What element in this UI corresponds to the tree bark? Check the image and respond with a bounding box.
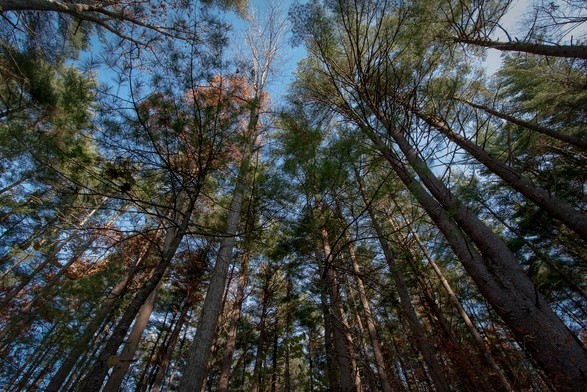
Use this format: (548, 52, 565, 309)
(365, 207, 451, 392)
(320, 226, 357, 392)
(77, 196, 195, 391)
(177, 140, 254, 392)
(452, 37, 587, 59)
(45, 247, 148, 392)
(412, 107, 587, 239)
(151, 297, 192, 392)
(343, 233, 394, 392)
(102, 279, 163, 392)
(363, 120, 587, 390)
(251, 270, 272, 392)
(216, 250, 250, 392)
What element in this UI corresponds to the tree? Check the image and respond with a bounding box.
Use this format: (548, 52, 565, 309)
(290, 0, 587, 389)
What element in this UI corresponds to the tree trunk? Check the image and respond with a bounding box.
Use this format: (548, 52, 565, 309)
(320, 226, 357, 392)
(102, 279, 163, 391)
(177, 139, 254, 392)
(77, 197, 195, 391)
(361, 120, 587, 390)
(452, 37, 587, 60)
(366, 208, 451, 392)
(251, 272, 271, 392)
(412, 108, 587, 239)
(151, 297, 192, 392)
(455, 97, 587, 150)
(45, 250, 147, 392)
(217, 250, 251, 392)
(343, 233, 394, 392)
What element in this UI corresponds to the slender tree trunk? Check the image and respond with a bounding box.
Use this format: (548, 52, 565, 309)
(399, 213, 513, 391)
(412, 108, 587, 239)
(319, 266, 340, 392)
(358, 115, 587, 390)
(151, 297, 192, 392)
(343, 233, 393, 392)
(102, 279, 163, 391)
(283, 276, 292, 392)
(270, 316, 279, 392)
(455, 97, 587, 149)
(77, 196, 195, 391)
(217, 250, 251, 392)
(45, 253, 146, 391)
(320, 226, 357, 392)
(251, 273, 271, 392)
(366, 208, 450, 391)
(451, 37, 587, 60)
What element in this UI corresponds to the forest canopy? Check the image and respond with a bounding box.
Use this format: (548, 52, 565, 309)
(0, 0, 586, 391)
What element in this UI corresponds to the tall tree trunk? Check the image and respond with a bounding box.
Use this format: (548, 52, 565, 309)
(320, 226, 357, 392)
(151, 297, 192, 392)
(45, 246, 149, 392)
(411, 107, 587, 239)
(397, 211, 513, 391)
(270, 316, 279, 392)
(358, 114, 587, 390)
(454, 97, 587, 150)
(319, 266, 340, 392)
(343, 232, 393, 392)
(217, 250, 251, 392)
(177, 130, 256, 392)
(366, 207, 450, 392)
(102, 279, 163, 391)
(77, 196, 195, 391)
(251, 272, 271, 392)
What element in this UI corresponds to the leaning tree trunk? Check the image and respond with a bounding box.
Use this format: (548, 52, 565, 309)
(45, 242, 152, 392)
(102, 279, 163, 392)
(343, 231, 394, 392)
(411, 107, 587, 239)
(360, 117, 587, 391)
(250, 271, 272, 392)
(396, 210, 513, 391)
(151, 295, 192, 392)
(77, 196, 195, 391)
(451, 37, 587, 60)
(454, 97, 587, 150)
(364, 205, 451, 392)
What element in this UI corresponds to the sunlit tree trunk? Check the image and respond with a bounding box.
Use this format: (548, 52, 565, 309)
(103, 279, 163, 391)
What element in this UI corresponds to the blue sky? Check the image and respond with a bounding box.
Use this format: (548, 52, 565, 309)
(222, 0, 307, 104)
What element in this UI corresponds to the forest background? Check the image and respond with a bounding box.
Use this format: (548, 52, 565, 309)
(0, 0, 586, 391)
